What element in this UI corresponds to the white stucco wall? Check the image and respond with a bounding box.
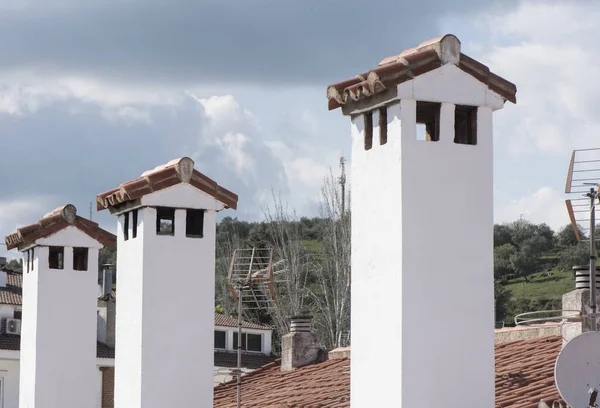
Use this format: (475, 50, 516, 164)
(114, 184, 224, 408)
(19, 227, 101, 408)
(350, 66, 499, 408)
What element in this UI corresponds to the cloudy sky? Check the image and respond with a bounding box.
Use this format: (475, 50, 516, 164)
(0, 0, 596, 258)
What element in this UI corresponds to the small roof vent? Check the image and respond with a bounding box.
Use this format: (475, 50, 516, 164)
(290, 315, 313, 333)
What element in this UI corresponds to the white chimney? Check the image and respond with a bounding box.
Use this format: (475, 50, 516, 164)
(96, 157, 238, 408)
(4, 204, 116, 408)
(0, 271, 7, 288)
(327, 35, 516, 408)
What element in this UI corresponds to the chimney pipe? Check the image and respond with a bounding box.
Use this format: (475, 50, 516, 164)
(281, 315, 325, 371)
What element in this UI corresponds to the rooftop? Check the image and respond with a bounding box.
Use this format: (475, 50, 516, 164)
(4, 204, 116, 251)
(326, 34, 517, 111)
(213, 336, 565, 408)
(96, 157, 238, 212)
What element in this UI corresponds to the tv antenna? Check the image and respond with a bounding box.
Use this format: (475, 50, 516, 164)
(514, 148, 600, 328)
(227, 247, 288, 408)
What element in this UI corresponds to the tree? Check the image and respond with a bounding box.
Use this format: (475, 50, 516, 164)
(557, 224, 584, 247)
(494, 284, 512, 322)
(310, 169, 351, 349)
(558, 242, 591, 272)
(494, 224, 513, 248)
(494, 244, 517, 280)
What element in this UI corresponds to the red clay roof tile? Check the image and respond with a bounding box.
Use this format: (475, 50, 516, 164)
(96, 157, 238, 211)
(4, 204, 116, 251)
(213, 335, 565, 408)
(327, 34, 517, 111)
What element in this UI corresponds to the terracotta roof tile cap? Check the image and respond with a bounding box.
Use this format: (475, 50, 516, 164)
(141, 156, 195, 183)
(42, 204, 77, 224)
(379, 34, 461, 66)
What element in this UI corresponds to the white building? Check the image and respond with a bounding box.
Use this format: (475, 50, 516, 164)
(96, 157, 239, 408)
(4, 204, 117, 408)
(326, 34, 517, 408)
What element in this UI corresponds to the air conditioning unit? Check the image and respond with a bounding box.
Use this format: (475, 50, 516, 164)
(6, 319, 21, 335)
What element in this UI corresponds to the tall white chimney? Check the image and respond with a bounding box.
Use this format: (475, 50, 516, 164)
(96, 157, 238, 408)
(4, 204, 116, 408)
(327, 34, 517, 408)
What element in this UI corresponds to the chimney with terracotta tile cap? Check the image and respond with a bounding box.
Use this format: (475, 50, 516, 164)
(97, 157, 238, 408)
(4, 204, 116, 408)
(326, 34, 517, 408)
(281, 315, 326, 371)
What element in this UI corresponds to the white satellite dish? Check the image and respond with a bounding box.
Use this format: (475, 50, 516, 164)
(555, 331, 600, 408)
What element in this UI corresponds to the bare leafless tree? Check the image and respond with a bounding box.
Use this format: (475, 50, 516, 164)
(310, 169, 351, 349)
(262, 190, 315, 339)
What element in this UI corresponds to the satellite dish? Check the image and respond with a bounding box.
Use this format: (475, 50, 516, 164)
(555, 331, 600, 408)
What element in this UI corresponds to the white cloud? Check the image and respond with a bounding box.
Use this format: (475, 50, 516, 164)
(471, 1, 600, 156)
(0, 73, 184, 123)
(494, 187, 569, 231)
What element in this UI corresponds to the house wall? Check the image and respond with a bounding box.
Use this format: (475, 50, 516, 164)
(19, 227, 101, 408)
(350, 65, 497, 408)
(114, 184, 224, 408)
(0, 306, 16, 319)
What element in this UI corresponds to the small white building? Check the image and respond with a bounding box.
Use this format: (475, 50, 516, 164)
(4, 204, 116, 408)
(96, 157, 238, 408)
(326, 34, 517, 408)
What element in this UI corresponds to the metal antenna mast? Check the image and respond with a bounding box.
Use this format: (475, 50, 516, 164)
(339, 157, 346, 216)
(227, 248, 288, 408)
(565, 148, 600, 331)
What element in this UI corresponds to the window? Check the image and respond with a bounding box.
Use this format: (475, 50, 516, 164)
(123, 212, 129, 241)
(132, 209, 138, 239)
(454, 105, 477, 145)
(379, 107, 387, 145)
(14, 311, 22, 320)
(186, 209, 205, 238)
(73, 247, 89, 271)
(156, 207, 175, 235)
(214, 330, 226, 349)
(247, 334, 262, 352)
(233, 332, 262, 353)
(364, 112, 373, 150)
(48, 246, 64, 270)
(416, 101, 441, 141)
(26, 250, 30, 273)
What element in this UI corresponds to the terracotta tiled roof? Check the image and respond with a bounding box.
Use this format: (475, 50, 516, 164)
(495, 336, 564, 408)
(5, 204, 116, 251)
(214, 350, 278, 369)
(326, 34, 517, 111)
(213, 336, 565, 408)
(214, 314, 272, 330)
(96, 157, 238, 212)
(213, 358, 350, 408)
(0, 270, 22, 305)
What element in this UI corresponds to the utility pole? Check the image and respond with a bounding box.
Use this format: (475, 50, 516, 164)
(339, 157, 346, 216)
(89, 202, 93, 221)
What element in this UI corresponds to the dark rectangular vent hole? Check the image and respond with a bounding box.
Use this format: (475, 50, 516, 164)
(364, 112, 373, 150)
(156, 207, 175, 236)
(379, 107, 387, 145)
(454, 105, 478, 145)
(416, 101, 441, 142)
(48, 246, 64, 270)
